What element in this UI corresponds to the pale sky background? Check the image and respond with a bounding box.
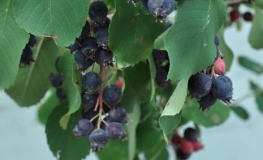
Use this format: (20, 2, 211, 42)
(0, 5, 263, 160)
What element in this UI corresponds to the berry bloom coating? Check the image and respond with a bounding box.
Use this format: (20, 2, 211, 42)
(108, 106, 128, 124)
(147, 0, 175, 21)
(214, 58, 226, 75)
(188, 73, 212, 99)
(74, 50, 94, 71)
(80, 37, 98, 57)
(181, 140, 194, 154)
(82, 72, 102, 94)
(105, 122, 127, 140)
(89, 1, 108, 28)
(82, 92, 99, 111)
(211, 75, 233, 104)
(103, 85, 122, 107)
(89, 128, 108, 152)
(73, 119, 94, 137)
(184, 128, 198, 142)
(95, 28, 108, 49)
(95, 48, 113, 67)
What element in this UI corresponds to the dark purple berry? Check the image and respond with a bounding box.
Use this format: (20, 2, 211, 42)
(152, 49, 169, 65)
(147, 0, 175, 21)
(198, 92, 217, 111)
(20, 46, 34, 66)
(73, 119, 94, 137)
(77, 21, 91, 43)
(48, 73, 63, 88)
(93, 17, 110, 33)
(184, 128, 198, 142)
(82, 110, 99, 126)
(89, 128, 108, 152)
(188, 73, 212, 99)
(27, 34, 37, 47)
(82, 72, 102, 94)
(105, 122, 127, 140)
(214, 36, 219, 46)
(243, 12, 253, 21)
(80, 37, 98, 58)
(103, 85, 122, 107)
(82, 92, 99, 111)
(102, 103, 110, 113)
(211, 75, 233, 104)
(155, 67, 168, 87)
(68, 42, 81, 53)
(56, 87, 67, 102)
(108, 106, 128, 123)
(95, 28, 108, 49)
(95, 48, 113, 67)
(89, 1, 108, 28)
(74, 50, 95, 71)
(176, 148, 191, 160)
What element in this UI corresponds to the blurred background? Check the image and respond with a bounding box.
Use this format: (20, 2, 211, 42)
(0, 4, 263, 160)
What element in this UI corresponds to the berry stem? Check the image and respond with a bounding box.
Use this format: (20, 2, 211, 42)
(102, 119, 109, 126)
(90, 113, 100, 122)
(97, 65, 104, 128)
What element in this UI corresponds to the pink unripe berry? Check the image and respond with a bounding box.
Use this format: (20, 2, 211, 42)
(214, 58, 226, 75)
(181, 140, 194, 154)
(192, 140, 203, 151)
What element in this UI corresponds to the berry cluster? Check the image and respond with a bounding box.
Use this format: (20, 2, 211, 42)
(171, 128, 203, 160)
(152, 49, 170, 87)
(188, 36, 233, 111)
(48, 56, 67, 102)
(229, 9, 253, 23)
(69, 1, 128, 152)
(129, 0, 175, 21)
(20, 34, 37, 66)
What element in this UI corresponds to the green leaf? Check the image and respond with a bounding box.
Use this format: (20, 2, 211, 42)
(122, 62, 151, 113)
(159, 79, 188, 140)
(97, 140, 128, 160)
(13, 0, 89, 46)
(248, 5, 263, 49)
(0, 0, 29, 89)
(38, 89, 58, 124)
(155, 147, 169, 160)
(238, 56, 263, 74)
(164, 0, 226, 80)
(255, 0, 263, 9)
(217, 25, 233, 71)
(256, 93, 263, 114)
(5, 37, 60, 106)
(231, 106, 249, 120)
(109, 0, 164, 64)
(58, 51, 82, 129)
(144, 140, 167, 160)
(136, 109, 163, 152)
(182, 99, 230, 127)
(45, 101, 90, 160)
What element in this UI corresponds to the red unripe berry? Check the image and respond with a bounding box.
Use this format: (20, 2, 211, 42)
(171, 134, 181, 146)
(181, 141, 193, 154)
(214, 58, 226, 75)
(115, 77, 123, 89)
(243, 12, 253, 21)
(192, 140, 203, 151)
(230, 10, 240, 22)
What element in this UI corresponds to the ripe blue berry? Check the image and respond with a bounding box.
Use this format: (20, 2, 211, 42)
(82, 72, 102, 94)
(211, 75, 233, 104)
(82, 92, 99, 111)
(198, 92, 217, 111)
(103, 85, 122, 107)
(147, 0, 175, 21)
(80, 37, 98, 58)
(73, 119, 94, 137)
(108, 106, 128, 124)
(89, 128, 108, 152)
(188, 73, 212, 99)
(74, 50, 94, 71)
(105, 122, 127, 140)
(184, 128, 198, 142)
